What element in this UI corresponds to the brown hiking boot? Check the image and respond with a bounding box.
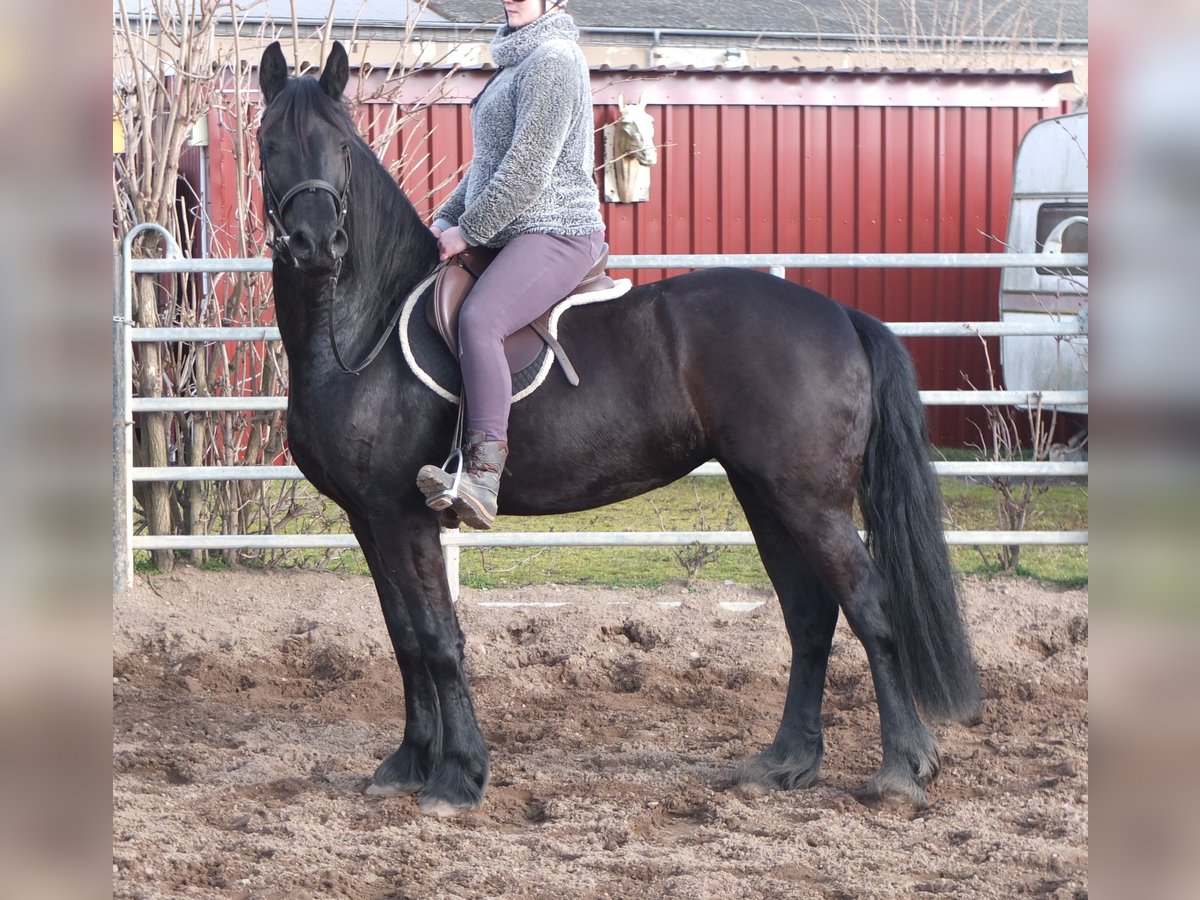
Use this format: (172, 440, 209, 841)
(416, 430, 508, 530)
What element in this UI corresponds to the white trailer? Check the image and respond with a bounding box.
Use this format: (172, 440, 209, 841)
(1000, 111, 1088, 422)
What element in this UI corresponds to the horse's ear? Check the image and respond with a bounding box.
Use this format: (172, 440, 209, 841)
(636, 93, 645, 109)
(617, 92, 626, 112)
(259, 41, 289, 105)
(320, 41, 350, 100)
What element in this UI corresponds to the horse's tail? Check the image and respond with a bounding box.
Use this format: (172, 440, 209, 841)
(846, 307, 981, 724)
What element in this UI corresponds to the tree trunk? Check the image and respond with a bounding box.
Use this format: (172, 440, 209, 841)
(133, 274, 174, 571)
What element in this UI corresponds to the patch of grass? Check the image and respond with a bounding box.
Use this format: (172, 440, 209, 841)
(133, 554, 160, 574)
(457, 478, 768, 589)
(949, 547, 1089, 587)
(941, 480, 1088, 585)
(458, 476, 1087, 589)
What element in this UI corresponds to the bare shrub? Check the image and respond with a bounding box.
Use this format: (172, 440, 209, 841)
(114, 2, 467, 569)
(650, 484, 738, 585)
(964, 335, 1059, 572)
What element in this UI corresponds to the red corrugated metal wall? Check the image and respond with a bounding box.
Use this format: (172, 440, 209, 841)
(584, 101, 1060, 446)
(205, 70, 1066, 446)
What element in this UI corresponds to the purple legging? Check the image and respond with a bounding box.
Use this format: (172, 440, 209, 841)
(458, 230, 606, 443)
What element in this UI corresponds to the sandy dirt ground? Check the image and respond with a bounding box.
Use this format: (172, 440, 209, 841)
(113, 570, 1088, 899)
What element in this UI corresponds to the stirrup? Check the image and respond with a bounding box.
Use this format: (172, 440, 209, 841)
(423, 447, 465, 511)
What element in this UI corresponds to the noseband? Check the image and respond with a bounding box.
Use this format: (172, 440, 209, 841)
(261, 145, 352, 261)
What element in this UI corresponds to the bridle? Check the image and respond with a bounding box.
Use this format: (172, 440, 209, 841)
(262, 144, 430, 376)
(262, 144, 352, 262)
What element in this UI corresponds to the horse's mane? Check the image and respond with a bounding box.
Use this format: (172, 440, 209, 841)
(265, 78, 440, 297)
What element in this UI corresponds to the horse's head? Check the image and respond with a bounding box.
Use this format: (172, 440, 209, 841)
(258, 41, 354, 274)
(616, 94, 658, 167)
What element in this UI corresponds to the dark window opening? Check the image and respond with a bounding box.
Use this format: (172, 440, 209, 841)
(1035, 202, 1088, 277)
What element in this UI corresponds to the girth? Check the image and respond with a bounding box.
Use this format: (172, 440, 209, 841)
(426, 243, 617, 386)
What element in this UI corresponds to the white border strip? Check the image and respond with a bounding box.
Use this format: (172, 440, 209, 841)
(399, 277, 634, 405)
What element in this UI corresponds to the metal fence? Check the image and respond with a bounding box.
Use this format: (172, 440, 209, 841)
(114, 224, 1088, 595)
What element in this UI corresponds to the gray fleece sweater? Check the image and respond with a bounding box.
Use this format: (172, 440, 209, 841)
(434, 11, 604, 247)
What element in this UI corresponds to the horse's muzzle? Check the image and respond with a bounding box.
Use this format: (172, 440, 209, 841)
(286, 225, 348, 273)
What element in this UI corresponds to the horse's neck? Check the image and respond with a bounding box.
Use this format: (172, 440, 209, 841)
(274, 264, 414, 385)
(271, 267, 334, 377)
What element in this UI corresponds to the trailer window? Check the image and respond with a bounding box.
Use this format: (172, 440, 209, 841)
(1036, 203, 1088, 277)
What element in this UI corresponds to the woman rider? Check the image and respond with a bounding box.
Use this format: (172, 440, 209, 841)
(416, 0, 606, 529)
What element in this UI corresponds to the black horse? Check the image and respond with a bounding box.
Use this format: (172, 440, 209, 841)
(256, 42, 980, 816)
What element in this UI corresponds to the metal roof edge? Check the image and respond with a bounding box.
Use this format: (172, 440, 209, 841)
(417, 62, 1075, 80)
(121, 14, 1089, 49)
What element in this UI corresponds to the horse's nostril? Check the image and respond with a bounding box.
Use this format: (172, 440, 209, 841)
(330, 228, 349, 259)
(289, 228, 315, 260)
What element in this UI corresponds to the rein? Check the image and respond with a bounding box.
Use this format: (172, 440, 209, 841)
(263, 145, 441, 376)
(328, 262, 444, 376)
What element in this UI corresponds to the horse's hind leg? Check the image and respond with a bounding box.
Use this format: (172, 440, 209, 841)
(727, 472, 837, 793)
(351, 520, 443, 796)
(787, 510, 941, 808)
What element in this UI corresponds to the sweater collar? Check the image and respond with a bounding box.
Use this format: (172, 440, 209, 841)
(491, 10, 578, 67)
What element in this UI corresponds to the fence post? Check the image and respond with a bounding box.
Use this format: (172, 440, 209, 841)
(113, 254, 131, 594)
(115, 224, 183, 595)
(443, 528, 461, 602)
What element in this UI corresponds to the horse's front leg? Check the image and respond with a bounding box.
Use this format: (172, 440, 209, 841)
(371, 511, 490, 816)
(350, 518, 444, 797)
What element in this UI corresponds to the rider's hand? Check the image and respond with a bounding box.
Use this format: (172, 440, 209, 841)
(429, 223, 444, 239)
(437, 226, 469, 261)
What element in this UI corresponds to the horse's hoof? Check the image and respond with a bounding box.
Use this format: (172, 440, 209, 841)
(865, 770, 931, 811)
(416, 757, 489, 816)
(367, 746, 430, 797)
(734, 740, 824, 793)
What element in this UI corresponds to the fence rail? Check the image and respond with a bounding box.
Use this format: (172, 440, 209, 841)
(128, 390, 1089, 413)
(131, 319, 1085, 342)
(114, 232, 1088, 594)
(126, 251, 1089, 274)
(129, 461, 1089, 482)
(131, 531, 1089, 552)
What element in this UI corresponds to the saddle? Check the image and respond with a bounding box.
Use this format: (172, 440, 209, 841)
(426, 243, 618, 386)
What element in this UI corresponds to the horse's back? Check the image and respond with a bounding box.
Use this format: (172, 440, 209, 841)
(562, 267, 866, 377)
(653, 267, 867, 362)
(502, 267, 873, 513)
